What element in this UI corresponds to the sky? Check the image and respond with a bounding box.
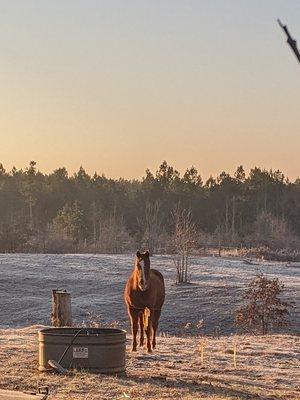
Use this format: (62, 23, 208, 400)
(1, 0, 300, 181)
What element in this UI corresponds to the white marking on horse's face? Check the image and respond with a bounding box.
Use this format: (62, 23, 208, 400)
(140, 260, 146, 282)
(138, 259, 148, 291)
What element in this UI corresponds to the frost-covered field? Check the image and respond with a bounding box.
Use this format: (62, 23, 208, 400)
(0, 254, 299, 334)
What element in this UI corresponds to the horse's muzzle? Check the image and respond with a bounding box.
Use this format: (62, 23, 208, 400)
(138, 283, 149, 292)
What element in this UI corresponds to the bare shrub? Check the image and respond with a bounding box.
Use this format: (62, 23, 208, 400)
(172, 205, 197, 284)
(140, 200, 162, 255)
(97, 210, 134, 253)
(235, 274, 293, 334)
(249, 211, 300, 249)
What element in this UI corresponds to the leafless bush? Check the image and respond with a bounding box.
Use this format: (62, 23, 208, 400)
(235, 274, 293, 335)
(248, 211, 300, 250)
(140, 200, 162, 255)
(172, 205, 197, 284)
(97, 211, 134, 253)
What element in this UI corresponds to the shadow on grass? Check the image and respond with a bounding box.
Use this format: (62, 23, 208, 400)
(119, 372, 264, 399)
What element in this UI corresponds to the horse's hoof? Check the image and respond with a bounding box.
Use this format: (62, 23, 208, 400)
(131, 347, 137, 352)
(147, 348, 153, 353)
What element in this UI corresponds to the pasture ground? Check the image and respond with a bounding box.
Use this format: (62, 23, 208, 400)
(0, 326, 299, 400)
(0, 254, 299, 335)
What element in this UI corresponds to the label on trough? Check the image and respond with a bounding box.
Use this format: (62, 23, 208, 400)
(73, 347, 89, 359)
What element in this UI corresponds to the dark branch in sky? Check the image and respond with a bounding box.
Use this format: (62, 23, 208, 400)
(278, 19, 300, 64)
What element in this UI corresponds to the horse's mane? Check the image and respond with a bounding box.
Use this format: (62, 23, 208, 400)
(131, 262, 139, 290)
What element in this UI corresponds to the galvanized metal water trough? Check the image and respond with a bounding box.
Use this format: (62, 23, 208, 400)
(38, 327, 126, 374)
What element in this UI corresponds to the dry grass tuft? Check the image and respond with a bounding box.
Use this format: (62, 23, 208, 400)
(0, 326, 299, 400)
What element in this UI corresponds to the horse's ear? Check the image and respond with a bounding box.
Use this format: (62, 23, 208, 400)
(136, 251, 141, 258)
(144, 250, 150, 258)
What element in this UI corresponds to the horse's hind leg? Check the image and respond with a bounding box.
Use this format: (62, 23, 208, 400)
(139, 312, 144, 347)
(128, 307, 140, 352)
(152, 309, 161, 349)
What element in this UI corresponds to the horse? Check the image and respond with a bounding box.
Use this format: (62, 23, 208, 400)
(124, 250, 165, 353)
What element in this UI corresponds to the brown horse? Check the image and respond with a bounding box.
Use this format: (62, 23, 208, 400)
(124, 251, 165, 353)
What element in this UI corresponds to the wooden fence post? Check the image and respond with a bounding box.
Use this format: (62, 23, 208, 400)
(51, 290, 72, 327)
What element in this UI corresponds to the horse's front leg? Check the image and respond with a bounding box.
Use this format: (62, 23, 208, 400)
(139, 312, 144, 347)
(145, 312, 153, 353)
(128, 308, 140, 352)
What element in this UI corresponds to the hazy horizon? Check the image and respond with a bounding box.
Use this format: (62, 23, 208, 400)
(1, 1, 300, 180)
(1, 160, 299, 183)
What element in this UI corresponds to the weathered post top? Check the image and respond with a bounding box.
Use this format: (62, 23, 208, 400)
(51, 289, 72, 327)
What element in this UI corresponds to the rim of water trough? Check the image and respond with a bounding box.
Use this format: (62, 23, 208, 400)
(39, 327, 127, 336)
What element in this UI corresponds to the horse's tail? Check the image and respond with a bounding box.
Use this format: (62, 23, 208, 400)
(143, 307, 151, 330)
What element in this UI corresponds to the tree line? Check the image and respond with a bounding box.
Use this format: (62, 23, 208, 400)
(0, 160, 299, 253)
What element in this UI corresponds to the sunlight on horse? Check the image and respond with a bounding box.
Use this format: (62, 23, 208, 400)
(124, 251, 165, 353)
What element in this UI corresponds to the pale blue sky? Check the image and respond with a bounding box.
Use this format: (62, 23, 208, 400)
(1, 1, 299, 180)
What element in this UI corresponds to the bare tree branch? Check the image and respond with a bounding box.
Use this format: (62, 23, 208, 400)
(278, 19, 300, 64)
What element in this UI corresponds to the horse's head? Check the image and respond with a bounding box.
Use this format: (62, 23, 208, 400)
(135, 250, 150, 291)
